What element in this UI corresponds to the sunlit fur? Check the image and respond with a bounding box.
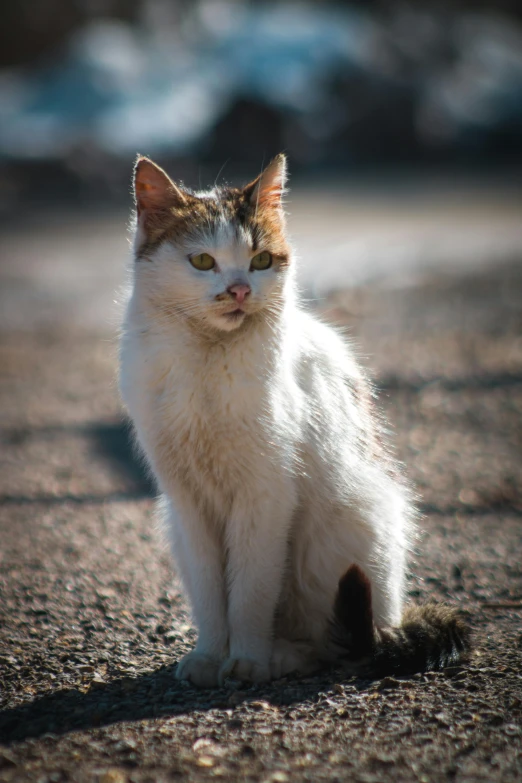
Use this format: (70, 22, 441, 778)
(119, 155, 413, 687)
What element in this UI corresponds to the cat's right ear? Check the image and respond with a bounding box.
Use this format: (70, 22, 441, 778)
(244, 153, 287, 211)
(133, 156, 187, 217)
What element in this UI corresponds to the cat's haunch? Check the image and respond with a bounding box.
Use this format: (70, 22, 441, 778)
(119, 155, 470, 688)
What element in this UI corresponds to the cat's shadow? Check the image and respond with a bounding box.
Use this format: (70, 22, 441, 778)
(0, 665, 371, 743)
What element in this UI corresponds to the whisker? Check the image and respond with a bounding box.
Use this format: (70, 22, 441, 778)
(214, 159, 230, 189)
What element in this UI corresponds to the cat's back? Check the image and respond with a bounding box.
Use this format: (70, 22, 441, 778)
(290, 307, 365, 396)
(286, 306, 381, 470)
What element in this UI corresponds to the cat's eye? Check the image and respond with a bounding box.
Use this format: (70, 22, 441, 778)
(250, 251, 272, 271)
(189, 252, 216, 271)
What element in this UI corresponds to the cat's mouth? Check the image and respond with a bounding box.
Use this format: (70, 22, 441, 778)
(223, 308, 246, 320)
(214, 305, 252, 331)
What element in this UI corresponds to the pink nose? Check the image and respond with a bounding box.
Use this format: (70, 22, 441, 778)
(227, 284, 251, 305)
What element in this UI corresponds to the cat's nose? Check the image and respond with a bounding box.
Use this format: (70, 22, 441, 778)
(227, 284, 251, 305)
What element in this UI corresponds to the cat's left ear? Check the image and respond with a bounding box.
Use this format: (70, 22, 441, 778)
(133, 155, 187, 216)
(244, 153, 287, 210)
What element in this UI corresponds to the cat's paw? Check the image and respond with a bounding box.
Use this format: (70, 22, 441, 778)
(175, 651, 221, 688)
(218, 656, 270, 685)
(270, 638, 318, 679)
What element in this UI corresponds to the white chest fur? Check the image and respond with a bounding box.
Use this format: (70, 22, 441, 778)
(120, 313, 292, 514)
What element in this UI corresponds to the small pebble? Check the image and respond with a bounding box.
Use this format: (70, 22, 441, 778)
(504, 724, 521, 737)
(99, 771, 126, 783)
(376, 677, 401, 690)
(196, 755, 215, 768)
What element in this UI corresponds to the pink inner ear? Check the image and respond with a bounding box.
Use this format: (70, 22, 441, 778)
(134, 157, 185, 214)
(247, 154, 287, 209)
(258, 182, 284, 208)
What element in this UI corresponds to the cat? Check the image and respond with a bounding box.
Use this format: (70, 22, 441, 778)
(119, 153, 470, 688)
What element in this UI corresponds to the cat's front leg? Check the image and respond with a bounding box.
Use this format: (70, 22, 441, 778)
(219, 485, 296, 685)
(161, 495, 228, 687)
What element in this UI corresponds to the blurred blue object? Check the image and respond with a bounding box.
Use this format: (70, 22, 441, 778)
(0, 3, 521, 164)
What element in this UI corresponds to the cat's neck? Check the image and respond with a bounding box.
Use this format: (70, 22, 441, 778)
(128, 289, 292, 366)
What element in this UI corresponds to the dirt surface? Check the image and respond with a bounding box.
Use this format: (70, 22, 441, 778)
(1, 209, 522, 781)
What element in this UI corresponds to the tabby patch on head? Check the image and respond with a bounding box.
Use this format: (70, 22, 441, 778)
(132, 154, 291, 334)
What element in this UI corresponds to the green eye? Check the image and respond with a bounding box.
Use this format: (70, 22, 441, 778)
(250, 251, 272, 271)
(190, 252, 216, 271)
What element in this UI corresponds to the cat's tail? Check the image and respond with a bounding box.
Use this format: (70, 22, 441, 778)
(330, 565, 471, 676)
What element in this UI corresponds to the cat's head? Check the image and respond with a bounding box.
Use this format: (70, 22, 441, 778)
(131, 154, 292, 334)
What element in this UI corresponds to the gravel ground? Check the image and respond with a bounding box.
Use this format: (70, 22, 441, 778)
(1, 209, 522, 781)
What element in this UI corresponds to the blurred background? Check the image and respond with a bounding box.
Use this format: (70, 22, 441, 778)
(1, 0, 522, 321)
(1, 1, 522, 513)
(1, 0, 522, 207)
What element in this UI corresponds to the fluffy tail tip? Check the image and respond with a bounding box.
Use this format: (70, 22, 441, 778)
(332, 565, 472, 675)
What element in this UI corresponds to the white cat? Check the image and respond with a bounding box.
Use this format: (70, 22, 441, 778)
(119, 154, 469, 688)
